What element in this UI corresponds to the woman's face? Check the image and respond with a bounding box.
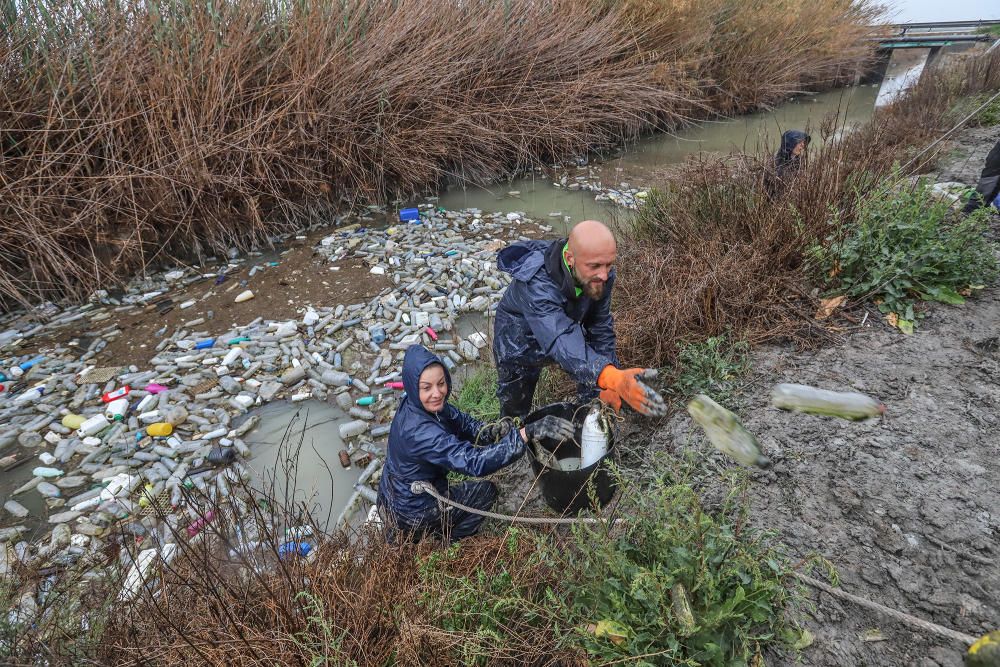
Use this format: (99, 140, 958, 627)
(792, 140, 807, 157)
(418, 364, 447, 413)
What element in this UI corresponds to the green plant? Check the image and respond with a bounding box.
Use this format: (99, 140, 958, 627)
(450, 365, 500, 423)
(974, 93, 1000, 126)
(952, 92, 1000, 126)
(671, 335, 751, 402)
(555, 472, 792, 666)
(975, 25, 1000, 38)
(809, 180, 999, 331)
(291, 591, 358, 667)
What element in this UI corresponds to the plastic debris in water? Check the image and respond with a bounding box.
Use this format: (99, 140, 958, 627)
(770, 383, 885, 421)
(687, 394, 770, 468)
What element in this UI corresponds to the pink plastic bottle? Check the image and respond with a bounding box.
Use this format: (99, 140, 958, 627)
(186, 510, 216, 538)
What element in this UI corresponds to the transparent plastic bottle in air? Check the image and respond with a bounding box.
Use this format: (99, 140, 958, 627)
(770, 384, 884, 421)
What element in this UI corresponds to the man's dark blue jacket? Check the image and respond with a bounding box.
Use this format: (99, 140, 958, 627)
(493, 238, 619, 386)
(377, 345, 525, 525)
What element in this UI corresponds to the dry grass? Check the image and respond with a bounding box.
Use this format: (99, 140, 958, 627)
(614, 48, 1000, 369)
(0, 0, 877, 308)
(93, 492, 575, 666)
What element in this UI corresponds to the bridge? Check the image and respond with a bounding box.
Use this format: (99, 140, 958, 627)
(872, 19, 1000, 50)
(870, 19, 1000, 107)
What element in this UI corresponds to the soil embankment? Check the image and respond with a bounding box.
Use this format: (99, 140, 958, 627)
(650, 129, 1000, 666)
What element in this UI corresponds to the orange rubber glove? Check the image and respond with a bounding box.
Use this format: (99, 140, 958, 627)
(597, 366, 666, 417)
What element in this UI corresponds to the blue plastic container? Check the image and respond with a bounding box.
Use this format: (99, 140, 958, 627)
(399, 207, 420, 223)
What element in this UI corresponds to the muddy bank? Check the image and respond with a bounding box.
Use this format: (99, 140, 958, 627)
(646, 134, 1000, 663)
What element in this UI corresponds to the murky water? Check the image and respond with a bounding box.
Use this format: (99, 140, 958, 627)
(0, 459, 52, 540)
(432, 85, 879, 223)
(241, 400, 370, 530)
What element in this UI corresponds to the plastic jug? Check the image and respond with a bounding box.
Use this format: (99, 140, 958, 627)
(105, 398, 129, 422)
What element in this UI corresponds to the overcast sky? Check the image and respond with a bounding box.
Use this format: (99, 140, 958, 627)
(884, 0, 1000, 23)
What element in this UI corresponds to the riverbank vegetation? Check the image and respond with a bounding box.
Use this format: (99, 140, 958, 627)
(614, 47, 1000, 368)
(0, 462, 791, 666)
(0, 0, 878, 307)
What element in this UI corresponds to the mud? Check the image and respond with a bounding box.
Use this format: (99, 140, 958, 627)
(496, 126, 1000, 665)
(651, 211, 1000, 666)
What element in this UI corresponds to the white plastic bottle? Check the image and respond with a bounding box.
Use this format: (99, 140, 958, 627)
(78, 414, 110, 437)
(580, 407, 608, 468)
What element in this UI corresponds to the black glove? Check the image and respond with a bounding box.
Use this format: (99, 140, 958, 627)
(523, 415, 575, 444)
(477, 419, 513, 444)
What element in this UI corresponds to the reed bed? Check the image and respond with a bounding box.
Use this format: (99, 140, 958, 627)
(0, 0, 877, 308)
(614, 48, 1000, 368)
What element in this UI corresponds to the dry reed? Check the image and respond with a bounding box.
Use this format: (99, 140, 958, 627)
(613, 48, 1000, 369)
(0, 0, 877, 308)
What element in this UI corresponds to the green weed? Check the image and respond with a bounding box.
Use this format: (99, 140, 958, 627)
(952, 92, 1000, 126)
(450, 365, 501, 423)
(555, 473, 791, 666)
(671, 335, 751, 402)
(416, 472, 796, 666)
(809, 180, 999, 330)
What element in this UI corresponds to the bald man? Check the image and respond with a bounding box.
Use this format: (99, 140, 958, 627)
(492, 220, 665, 418)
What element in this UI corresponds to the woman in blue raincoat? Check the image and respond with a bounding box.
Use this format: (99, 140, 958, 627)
(377, 345, 575, 541)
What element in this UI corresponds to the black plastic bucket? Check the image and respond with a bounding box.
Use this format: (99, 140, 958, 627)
(524, 401, 618, 515)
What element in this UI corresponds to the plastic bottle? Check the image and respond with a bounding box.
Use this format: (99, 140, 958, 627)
(371, 326, 387, 345)
(186, 510, 216, 538)
(385, 381, 404, 390)
(105, 398, 129, 422)
(78, 414, 110, 437)
(147, 423, 173, 437)
(145, 383, 169, 394)
(580, 406, 608, 468)
(61, 414, 86, 430)
(160, 405, 188, 426)
(101, 386, 130, 403)
(356, 396, 374, 406)
(321, 370, 351, 387)
(14, 387, 44, 404)
(194, 338, 216, 350)
(221, 347, 244, 367)
(338, 420, 368, 439)
(136, 394, 156, 413)
(18, 356, 45, 371)
(770, 384, 885, 421)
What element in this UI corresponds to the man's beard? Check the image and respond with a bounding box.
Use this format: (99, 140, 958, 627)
(572, 266, 605, 300)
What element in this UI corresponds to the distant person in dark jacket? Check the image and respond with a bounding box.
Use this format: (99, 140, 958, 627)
(962, 139, 1000, 215)
(492, 220, 666, 419)
(766, 130, 811, 196)
(377, 345, 574, 541)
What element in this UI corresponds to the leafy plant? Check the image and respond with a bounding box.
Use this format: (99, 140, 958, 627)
(555, 473, 791, 666)
(809, 181, 999, 330)
(952, 92, 1000, 126)
(671, 335, 751, 402)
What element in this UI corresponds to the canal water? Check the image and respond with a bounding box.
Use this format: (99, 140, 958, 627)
(433, 84, 880, 224)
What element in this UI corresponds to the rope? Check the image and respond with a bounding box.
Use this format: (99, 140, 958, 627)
(410, 482, 980, 646)
(899, 88, 1000, 173)
(791, 572, 978, 646)
(410, 480, 605, 525)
